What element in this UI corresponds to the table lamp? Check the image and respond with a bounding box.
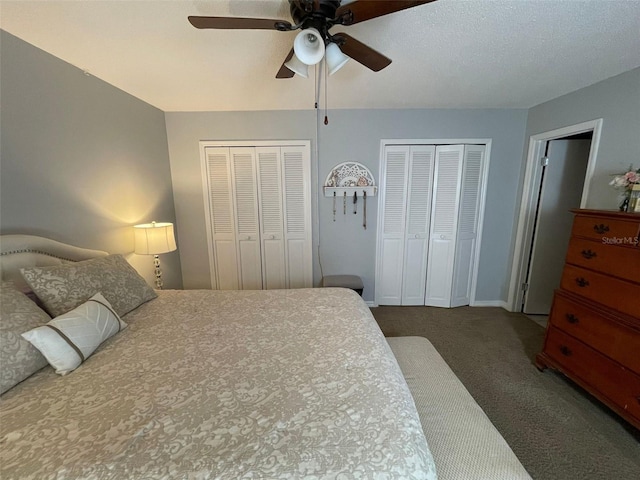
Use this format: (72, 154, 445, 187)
(133, 221, 177, 289)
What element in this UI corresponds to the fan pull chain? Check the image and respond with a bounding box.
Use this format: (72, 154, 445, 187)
(314, 62, 319, 109)
(324, 57, 329, 125)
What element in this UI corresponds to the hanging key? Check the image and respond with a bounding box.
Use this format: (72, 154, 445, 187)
(333, 191, 336, 222)
(353, 192, 357, 214)
(363, 190, 367, 230)
(343, 192, 347, 215)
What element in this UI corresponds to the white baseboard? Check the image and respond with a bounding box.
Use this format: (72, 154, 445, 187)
(470, 300, 509, 310)
(367, 300, 510, 310)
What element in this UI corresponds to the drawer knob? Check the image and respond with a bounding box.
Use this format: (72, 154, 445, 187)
(593, 224, 609, 234)
(566, 313, 580, 324)
(560, 345, 572, 356)
(575, 277, 590, 288)
(581, 249, 597, 259)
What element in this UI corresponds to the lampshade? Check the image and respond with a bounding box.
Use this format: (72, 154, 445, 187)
(325, 42, 349, 75)
(284, 53, 309, 78)
(133, 222, 177, 255)
(293, 28, 325, 66)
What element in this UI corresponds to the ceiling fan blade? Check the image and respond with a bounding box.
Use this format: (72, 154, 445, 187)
(334, 33, 391, 72)
(188, 16, 292, 30)
(276, 49, 296, 79)
(335, 0, 436, 26)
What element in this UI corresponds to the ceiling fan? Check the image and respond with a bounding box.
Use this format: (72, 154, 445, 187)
(189, 0, 437, 78)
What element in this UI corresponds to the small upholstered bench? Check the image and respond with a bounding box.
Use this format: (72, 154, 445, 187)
(321, 274, 364, 296)
(387, 336, 532, 480)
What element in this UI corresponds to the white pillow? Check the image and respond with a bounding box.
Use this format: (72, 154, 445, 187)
(21, 293, 127, 375)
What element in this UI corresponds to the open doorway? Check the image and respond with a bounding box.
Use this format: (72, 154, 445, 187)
(508, 119, 603, 315)
(523, 134, 592, 315)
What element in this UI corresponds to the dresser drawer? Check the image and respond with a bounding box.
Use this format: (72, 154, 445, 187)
(549, 292, 640, 374)
(545, 327, 640, 422)
(560, 264, 639, 317)
(572, 214, 640, 243)
(565, 237, 640, 283)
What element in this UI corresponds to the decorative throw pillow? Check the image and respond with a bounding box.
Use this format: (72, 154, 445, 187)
(0, 282, 50, 394)
(21, 254, 157, 318)
(21, 293, 127, 375)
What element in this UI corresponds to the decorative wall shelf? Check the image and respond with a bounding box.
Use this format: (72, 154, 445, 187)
(323, 162, 377, 197)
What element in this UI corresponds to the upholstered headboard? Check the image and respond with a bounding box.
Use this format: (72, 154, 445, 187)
(0, 235, 108, 293)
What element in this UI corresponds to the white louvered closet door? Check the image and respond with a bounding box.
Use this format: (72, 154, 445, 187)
(230, 147, 262, 290)
(204, 147, 238, 290)
(256, 147, 286, 290)
(281, 146, 312, 288)
(451, 145, 485, 307)
(402, 146, 436, 305)
(376, 146, 409, 305)
(425, 145, 465, 307)
(203, 142, 311, 291)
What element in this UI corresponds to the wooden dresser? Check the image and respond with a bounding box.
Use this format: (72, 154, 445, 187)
(536, 209, 640, 430)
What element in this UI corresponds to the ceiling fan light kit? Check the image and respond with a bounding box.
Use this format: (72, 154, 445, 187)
(284, 54, 310, 78)
(325, 42, 350, 75)
(188, 0, 436, 78)
(294, 27, 325, 65)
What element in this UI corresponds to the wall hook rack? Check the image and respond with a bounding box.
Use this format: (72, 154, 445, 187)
(323, 162, 377, 197)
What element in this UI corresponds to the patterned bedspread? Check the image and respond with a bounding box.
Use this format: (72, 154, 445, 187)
(0, 288, 437, 479)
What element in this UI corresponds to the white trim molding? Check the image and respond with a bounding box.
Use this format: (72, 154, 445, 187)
(470, 300, 509, 309)
(507, 119, 603, 312)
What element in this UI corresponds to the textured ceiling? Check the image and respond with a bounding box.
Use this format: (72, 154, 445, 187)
(1, 0, 639, 112)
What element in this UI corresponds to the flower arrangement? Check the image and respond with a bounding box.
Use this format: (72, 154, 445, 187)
(610, 165, 640, 211)
(610, 165, 640, 192)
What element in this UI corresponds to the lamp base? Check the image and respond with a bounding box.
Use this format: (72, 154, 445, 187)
(153, 255, 164, 289)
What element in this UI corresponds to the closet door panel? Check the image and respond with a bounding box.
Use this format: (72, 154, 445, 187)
(425, 238, 455, 304)
(214, 240, 239, 290)
(281, 146, 312, 288)
(257, 147, 286, 289)
(402, 146, 435, 305)
(451, 145, 485, 307)
(205, 147, 239, 290)
(425, 145, 464, 307)
(376, 146, 409, 305)
(402, 239, 428, 303)
(451, 237, 475, 305)
(378, 239, 405, 305)
(230, 148, 262, 290)
(286, 239, 306, 289)
(262, 240, 286, 289)
(238, 241, 262, 290)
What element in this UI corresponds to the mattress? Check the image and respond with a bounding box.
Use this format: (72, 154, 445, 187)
(0, 288, 437, 479)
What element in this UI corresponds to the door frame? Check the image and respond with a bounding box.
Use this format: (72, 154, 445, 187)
(507, 119, 602, 312)
(375, 138, 492, 307)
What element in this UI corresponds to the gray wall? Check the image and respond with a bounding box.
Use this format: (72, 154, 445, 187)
(166, 108, 528, 303)
(10, 28, 633, 305)
(523, 67, 640, 209)
(164, 111, 316, 290)
(0, 31, 183, 288)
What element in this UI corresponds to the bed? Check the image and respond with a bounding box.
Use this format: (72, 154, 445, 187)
(0, 235, 437, 479)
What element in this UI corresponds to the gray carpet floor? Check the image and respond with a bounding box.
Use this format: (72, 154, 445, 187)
(371, 306, 640, 480)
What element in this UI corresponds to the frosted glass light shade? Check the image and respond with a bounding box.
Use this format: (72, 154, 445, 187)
(293, 28, 325, 65)
(133, 222, 177, 255)
(325, 43, 349, 75)
(284, 54, 309, 78)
